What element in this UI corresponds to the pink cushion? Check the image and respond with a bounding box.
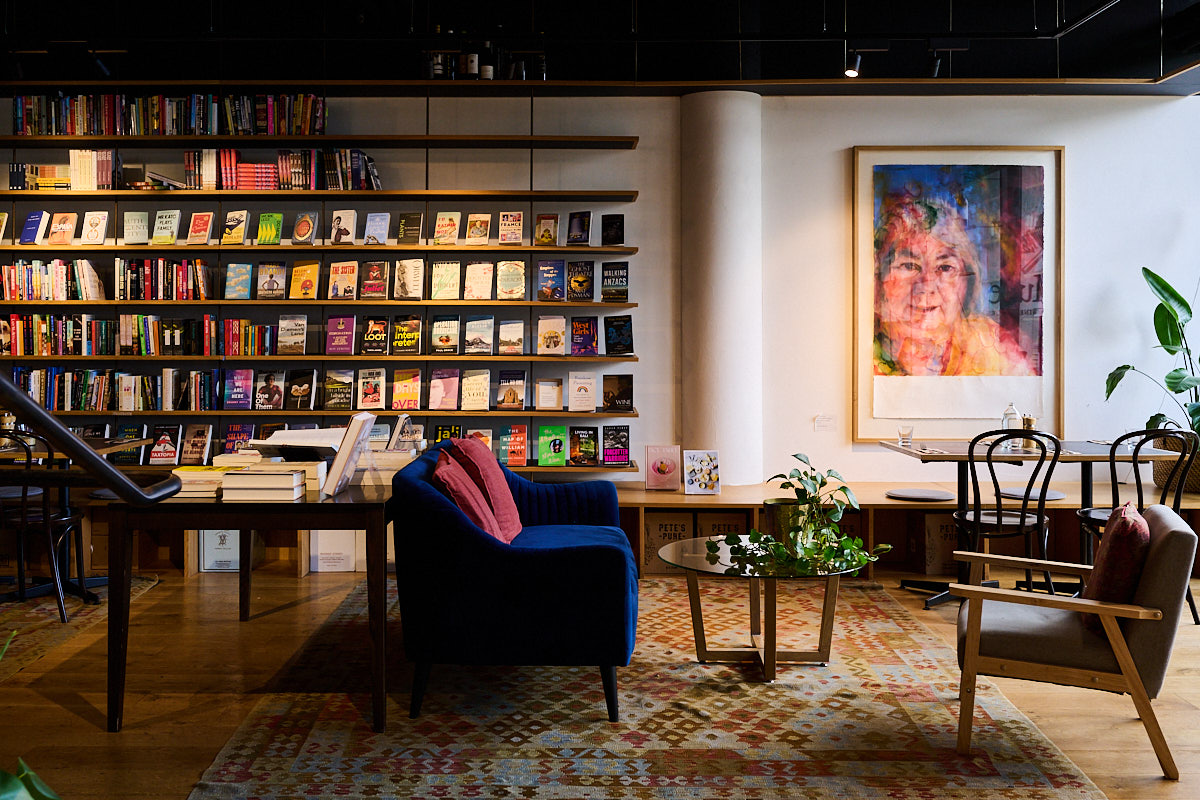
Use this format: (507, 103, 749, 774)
(445, 437, 522, 543)
(1081, 503, 1151, 632)
(431, 450, 505, 542)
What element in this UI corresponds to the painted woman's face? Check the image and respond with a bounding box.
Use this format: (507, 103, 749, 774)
(877, 231, 969, 341)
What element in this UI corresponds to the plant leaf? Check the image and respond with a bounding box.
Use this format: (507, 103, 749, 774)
(791, 452, 812, 468)
(1187, 402, 1200, 433)
(1143, 267, 1192, 324)
(0, 771, 35, 800)
(1165, 368, 1200, 393)
(826, 468, 845, 482)
(1146, 412, 1174, 429)
(1154, 304, 1184, 355)
(1105, 365, 1132, 400)
(14, 761, 58, 800)
(837, 485, 859, 509)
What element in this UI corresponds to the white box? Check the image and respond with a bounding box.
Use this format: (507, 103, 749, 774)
(310, 529, 357, 572)
(199, 529, 266, 572)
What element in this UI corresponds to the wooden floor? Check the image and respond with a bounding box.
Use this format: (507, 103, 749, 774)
(0, 563, 1198, 799)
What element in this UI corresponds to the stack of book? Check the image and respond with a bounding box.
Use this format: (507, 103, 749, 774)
(171, 465, 241, 498)
(221, 468, 306, 502)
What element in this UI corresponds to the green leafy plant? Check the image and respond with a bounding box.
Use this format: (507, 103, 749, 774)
(0, 631, 61, 800)
(1106, 267, 1200, 434)
(705, 452, 891, 575)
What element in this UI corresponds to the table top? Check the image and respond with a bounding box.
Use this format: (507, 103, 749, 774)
(111, 482, 392, 510)
(879, 439, 1178, 463)
(658, 535, 860, 579)
(0, 436, 153, 458)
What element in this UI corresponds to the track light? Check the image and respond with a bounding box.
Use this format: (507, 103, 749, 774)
(844, 52, 861, 78)
(930, 53, 942, 78)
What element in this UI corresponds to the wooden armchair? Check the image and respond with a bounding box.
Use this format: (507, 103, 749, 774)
(950, 505, 1197, 780)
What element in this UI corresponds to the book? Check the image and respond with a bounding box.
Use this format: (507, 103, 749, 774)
(80, 210, 109, 245)
(391, 315, 423, 354)
(180, 423, 214, 466)
(291, 210, 319, 245)
(322, 411, 377, 496)
(329, 209, 356, 244)
(393, 258, 424, 300)
(496, 369, 526, 410)
(357, 367, 386, 410)
(497, 424, 527, 467)
(122, 211, 148, 245)
(222, 423, 256, 454)
(602, 424, 630, 466)
(604, 314, 634, 355)
(566, 211, 591, 245)
(224, 263, 252, 299)
(428, 367, 461, 410)
(391, 368, 422, 410)
(567, 261, 595, 301)
(221, 485, 304, 502)
(148, 423, 184, 466)
(497, 319, 524, 355)
(289, 260, 320, 299)
(569, 426, 599, 466)
(536, 315, 566, 355)
(223, 368, 255, 410)
(535, 377, 563, 410)
(602, 373, 634, 412)
(0, 211, 7, 242)
(359, 261, 389, 298)
(460, 368, 491, 411)
(362, 211, 390, 245)
(497, 211, 523, 244)
(20, 211, 50, 245)
(463, 261, 494, 300)
(430, 260, 461, 299)
(278, 311, 312, 357)
(463, 315, 495, 355)
(601, 213, 625, 246)
(683, 450, 721, 494)
(570, 316, 599, 355)
(537, 259, 565, 301)
(433, 211, 461, 245)
(396, 211, 424, 245)
(151, 209, 182, 245)
(255, 261, 286, 299)
(466, 428, 493, 448)
(325, 315, 356, 355)
(432, 424, 463, 443)
(47, 211, 78, 245)
(369, 422, 392, 447)
(225, 468, 304, 489)
(646, 444, 682, 491)
(359, 316, 390, 355)
(601, 261, 629, 302)
(254, 370, 286, 410)
(567, 371, 597, 412)
(328, 261, 359, 299)
(534, 213, 559, 246)
(255, 212, 283, 245)
(220, 209, 248, 244)
(463, 213, 491, 246)
(284, 368, 317, 410)
(495, 259, 526, 300)
(107, 422, 149, 466)
(430, 314, 460, 354)
(323, 369, 355, 410)
(537, 425, 568, 467)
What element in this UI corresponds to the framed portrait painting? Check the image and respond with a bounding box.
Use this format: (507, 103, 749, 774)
(852, 146, 1063, 442)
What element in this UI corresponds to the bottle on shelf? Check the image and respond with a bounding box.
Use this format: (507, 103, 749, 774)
(479, 41, 495, 80)
(463, 37, 480, 79)
(1000, 401, 1021, 449)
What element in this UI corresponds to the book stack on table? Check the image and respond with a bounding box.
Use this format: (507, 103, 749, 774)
(171, 465, 242, 498)
(221, 468, 306, 502)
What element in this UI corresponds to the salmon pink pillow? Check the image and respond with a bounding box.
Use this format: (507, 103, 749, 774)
(431, 450, 504, 542)
(1081, 503, 1151, 632)
(445, 437, 522, 543)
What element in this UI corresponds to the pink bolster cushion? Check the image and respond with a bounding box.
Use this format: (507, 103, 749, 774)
(444, 437, 522, 543)
(431, 449, 505, 542)
(1081, 502, 1151, 632)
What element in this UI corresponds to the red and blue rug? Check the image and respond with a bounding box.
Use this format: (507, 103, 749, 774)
(189, 577, 1107, 799)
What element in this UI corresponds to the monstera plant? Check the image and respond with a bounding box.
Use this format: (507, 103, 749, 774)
(0, 631, 60, 800)
(706, 452, 890, 575)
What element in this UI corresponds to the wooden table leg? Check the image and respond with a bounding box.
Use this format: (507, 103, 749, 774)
(816, 574, 840, 663)
(685, 570, 709, 662)
(366, 512, 387, 732)
(762, 579, 777, 681)
(238, 529, 252, 622)
(106, 507, 132, 732)
(749, 577, 761, 636)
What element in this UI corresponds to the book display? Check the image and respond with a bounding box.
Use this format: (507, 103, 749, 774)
(1, 100, 640, 472)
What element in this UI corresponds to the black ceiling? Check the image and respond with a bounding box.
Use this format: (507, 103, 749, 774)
(4, 1, 1200, 95)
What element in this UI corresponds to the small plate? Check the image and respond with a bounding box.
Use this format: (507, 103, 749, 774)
(885, 487, 955, 501)
(999, 487, 1066, 501)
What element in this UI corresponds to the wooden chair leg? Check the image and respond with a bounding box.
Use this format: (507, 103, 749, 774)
(1099, 615, 1179, 780)
(42, 524, 68, 623)
(600, 665, 618, 722)
(957, 598, 983, 755)
(1186, 586, 1199, 626)
(409, 661, 432, 719)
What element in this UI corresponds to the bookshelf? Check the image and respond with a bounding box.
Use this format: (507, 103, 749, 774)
(0, 119, 640, 474)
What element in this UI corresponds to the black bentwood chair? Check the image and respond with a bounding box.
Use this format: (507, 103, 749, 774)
(955, 428, 1062, 595)
(1076, 428, 1200, 624)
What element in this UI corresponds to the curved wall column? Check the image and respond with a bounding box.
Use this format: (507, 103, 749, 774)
(679, 91, 763, 485)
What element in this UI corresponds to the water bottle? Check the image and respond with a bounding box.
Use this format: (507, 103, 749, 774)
(1001, 402, 1021, 449)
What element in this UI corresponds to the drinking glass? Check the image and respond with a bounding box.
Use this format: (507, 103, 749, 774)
(897, 425, 914, 447)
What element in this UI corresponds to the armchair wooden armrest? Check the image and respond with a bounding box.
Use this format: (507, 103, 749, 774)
(952, 550, 1093, 576)
(948, 583, 1162, 620)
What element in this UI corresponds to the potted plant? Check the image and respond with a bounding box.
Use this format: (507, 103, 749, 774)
(1105, 267, 1200, 491)
(706, 452, 891, 574)
(0, 631, 61, 800)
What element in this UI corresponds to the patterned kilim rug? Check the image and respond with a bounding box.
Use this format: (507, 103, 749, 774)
(0, 575, 159, 682)
(190, 577, 1107, 800)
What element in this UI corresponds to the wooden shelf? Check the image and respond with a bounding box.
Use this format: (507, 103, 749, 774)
(511, 460, 639, 475)
(0, 134, 638, 150)
(0, 243, 639, 255)
(48, 407, 637, 417)
(0, 188, 639, 202)
(4, 354, 638, 362)
(0, 299, 637, 308)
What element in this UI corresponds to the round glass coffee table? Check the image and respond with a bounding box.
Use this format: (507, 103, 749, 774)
(658, 535, 857, 681)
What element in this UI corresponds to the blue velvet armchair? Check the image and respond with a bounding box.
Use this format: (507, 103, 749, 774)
(387, 442, 639, 721)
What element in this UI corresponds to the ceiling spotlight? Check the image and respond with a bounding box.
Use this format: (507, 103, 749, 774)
(844, 52, 861, 78)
